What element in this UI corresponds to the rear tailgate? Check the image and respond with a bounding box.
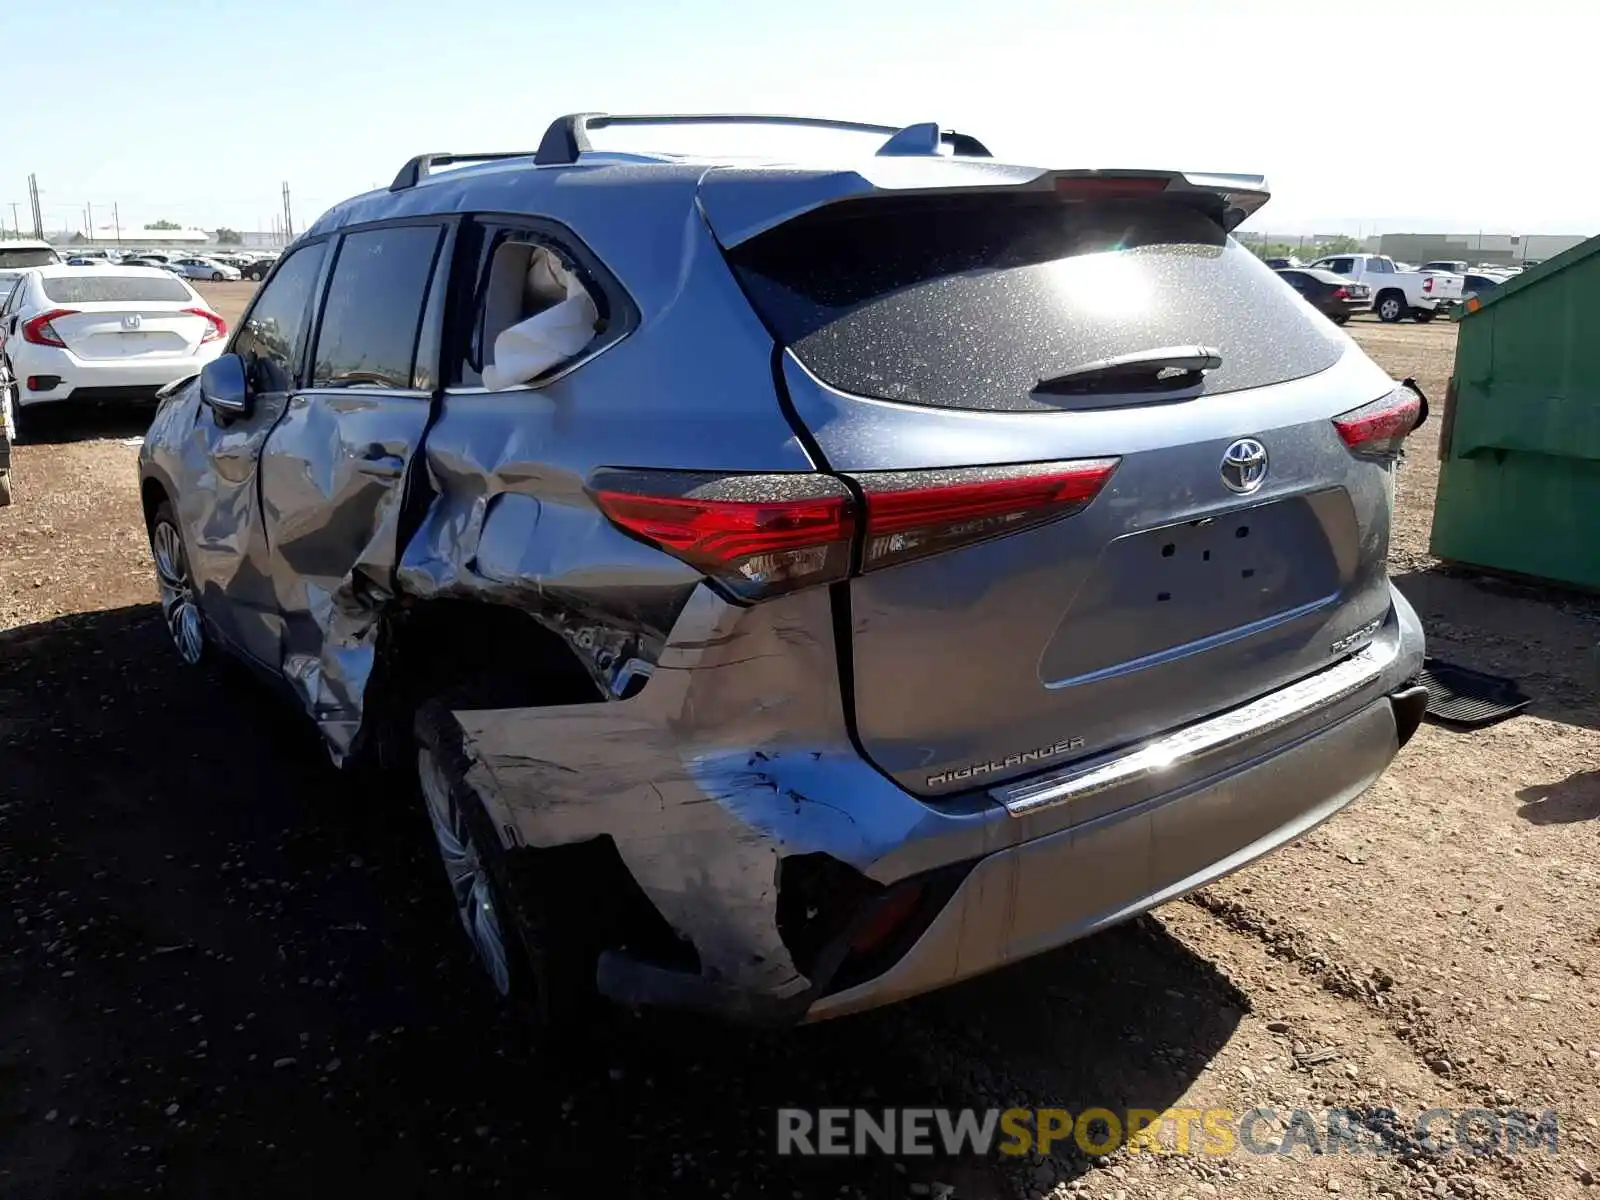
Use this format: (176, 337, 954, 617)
(1419, 272, 1464, 303)
(713, 179, 1408, 799)
(48, 306, 210, 359)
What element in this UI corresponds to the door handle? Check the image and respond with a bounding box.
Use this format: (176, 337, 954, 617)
(356, 448, 405, 479)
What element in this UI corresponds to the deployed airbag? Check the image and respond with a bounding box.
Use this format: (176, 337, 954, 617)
(483, 246, 600, 390)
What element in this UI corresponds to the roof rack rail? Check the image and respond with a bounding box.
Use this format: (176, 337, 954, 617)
(532, 112, 992, 166)
(389, 151, 540, 192)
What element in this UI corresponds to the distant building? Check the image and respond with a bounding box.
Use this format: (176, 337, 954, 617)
(48, 226, 288, 253)
(1376, 231, 1590, 267)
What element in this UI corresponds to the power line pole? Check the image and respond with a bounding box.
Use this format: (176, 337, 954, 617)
(8, 202, 18, 237)
(112, 202, 121, 245)
(87, 200, 94, 239)
(281, 181, 294, 242)
(27, 175, 44, 240)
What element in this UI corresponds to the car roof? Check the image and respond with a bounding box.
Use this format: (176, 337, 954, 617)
(1282, 267, 1348, 283)
(303, 112, 1271, 249)
(29, 264, 188, 279)
(0, 238, 57, 251)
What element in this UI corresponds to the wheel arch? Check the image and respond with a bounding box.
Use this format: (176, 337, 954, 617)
(139, 469, 177, 532)
(360, 598, 607, 765)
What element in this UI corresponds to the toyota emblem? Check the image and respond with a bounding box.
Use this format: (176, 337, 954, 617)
(1220, 438, 1269, 494)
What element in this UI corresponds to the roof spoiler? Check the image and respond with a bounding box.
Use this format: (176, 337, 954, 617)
(699, 166, 1272, 248)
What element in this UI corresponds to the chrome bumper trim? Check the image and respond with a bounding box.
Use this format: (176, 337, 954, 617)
(992, 640, 1400, 818)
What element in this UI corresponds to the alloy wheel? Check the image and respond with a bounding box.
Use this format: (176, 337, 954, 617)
(151, 520, 205, 665)
(419, 745, 513, 996)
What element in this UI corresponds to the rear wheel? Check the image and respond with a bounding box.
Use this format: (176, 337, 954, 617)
(149, 502, 206, 665)
(1375, 291, 1407, 323)
(211, 271, 224, 281)
(0, 470, 11, 507)
(1, 365, 19, 445)
(413, 701, 596, 1031)
(1330, 314, 1350, 325)
(1412, 308, 1435, 323)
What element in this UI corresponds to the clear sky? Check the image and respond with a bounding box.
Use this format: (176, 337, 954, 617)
(7, 0, 1590, 238)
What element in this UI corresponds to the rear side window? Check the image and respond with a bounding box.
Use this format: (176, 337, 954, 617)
(730, 198, 1342, 411)
(41, 275, 191, 303)
(311, 225, 443, 390)
(234, 242, 327, 394)
(0, 248, 59, 269)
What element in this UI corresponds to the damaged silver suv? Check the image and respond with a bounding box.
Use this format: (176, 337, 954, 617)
(139, 113, 1428, 1027)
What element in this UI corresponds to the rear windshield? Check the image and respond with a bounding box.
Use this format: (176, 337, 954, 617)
(0, 248, 60, 269)
(41, 275, 192, 303)
(731, 197, 1342, 411)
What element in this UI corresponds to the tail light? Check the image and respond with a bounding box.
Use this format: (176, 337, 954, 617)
(590, 459, 1118, 601)
(1334, 387, 1424, 458)
(1422, 277, 1435, 294)
(1332, 287, 1349, 300)
(21, 309, 77, 348)
(590, 471, 855, 601)
(181, 307, 227, 342)
(850, 459, 1119, 573)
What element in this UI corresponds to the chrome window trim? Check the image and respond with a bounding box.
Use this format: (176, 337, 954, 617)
(993, 639, 1400, 817)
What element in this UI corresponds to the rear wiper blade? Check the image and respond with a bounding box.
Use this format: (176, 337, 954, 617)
(1033, 345, 1223, 396)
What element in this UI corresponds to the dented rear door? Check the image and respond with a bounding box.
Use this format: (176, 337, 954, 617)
(257, 220, 452, 747)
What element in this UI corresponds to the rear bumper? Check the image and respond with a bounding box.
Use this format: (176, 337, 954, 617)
(15, 345, 221, 406)
(805, 688, 1407, 1020)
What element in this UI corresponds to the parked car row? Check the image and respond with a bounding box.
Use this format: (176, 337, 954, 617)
(0, 263, 228, 505)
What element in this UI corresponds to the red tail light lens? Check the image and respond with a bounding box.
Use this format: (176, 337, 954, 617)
(181, 306, 227, 343)
(850, 459, 1119, 573)
(1332, 286, 1349, 300)
(1333, 387, 1423, 457)
(1422, 277, 1435, 294)
(590, 470, 855, 601)
(21, 308, 77, 348)
(591, 460, 1118, 600)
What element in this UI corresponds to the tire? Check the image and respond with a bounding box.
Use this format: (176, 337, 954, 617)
(1375, 291, 1407, 323)
(413, 701, 595, 1031)
(0, 470, 11, 507)
(1330, 314, 1350, 325)
(1412, 309, 1435, 324)
(1, 368, 28, 446)
(211, 271, 224, 281)
(1, 370, 16, 444)
(149, 500, 207, 666)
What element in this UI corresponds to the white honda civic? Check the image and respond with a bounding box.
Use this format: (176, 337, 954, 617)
(0, 265, 228, 438)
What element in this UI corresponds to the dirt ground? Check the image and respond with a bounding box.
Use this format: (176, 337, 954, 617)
(2, 292, 1597, 1200)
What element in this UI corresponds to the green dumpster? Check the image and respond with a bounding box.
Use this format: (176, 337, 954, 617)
(1430, 235, 1600, 589)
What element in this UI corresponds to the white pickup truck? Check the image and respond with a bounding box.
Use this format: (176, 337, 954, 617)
(1306, 253, 1464, 323)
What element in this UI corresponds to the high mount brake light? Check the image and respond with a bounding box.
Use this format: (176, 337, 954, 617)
(590, 460, 1119, 600)
(1053, 176, 1169, 200)
(1333, 387, 1423, 457)
(851, 459, 1119, 573)
(22, 308, 78, 348)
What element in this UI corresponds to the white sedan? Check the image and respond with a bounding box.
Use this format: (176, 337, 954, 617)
(170, 256, 242, 282)
(0, 266, 227, 438)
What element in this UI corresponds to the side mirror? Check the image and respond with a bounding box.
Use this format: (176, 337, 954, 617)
(200, 354, 249, 418)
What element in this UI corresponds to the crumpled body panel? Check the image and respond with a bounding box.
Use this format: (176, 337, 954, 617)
(449, 586, 882, 999)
